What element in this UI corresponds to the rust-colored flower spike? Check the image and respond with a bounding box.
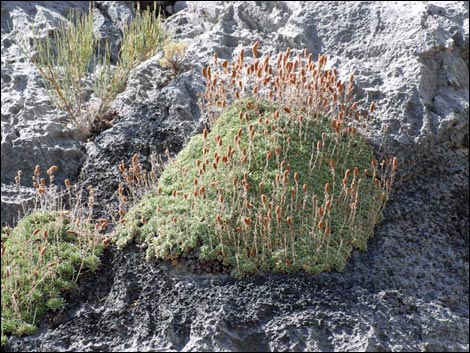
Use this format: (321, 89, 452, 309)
(132, 153, 139, 165)
(324, 182, 330, 194)
(252, 41, 259, 58)
(34, 165, 41, 176)
(291, 187, 296, 198)
(239, 48, 245, 62)
(286, 217, 292, 227)
(203, 128, 208, 139)
(266, 151, 272, 161)
(43, 230, 49, 240)
(369, 102, 376, 113)
(325, 200, 332, 210)
(294, 172, 300, 183)
(261, 194, 267, 204)
(64, 179, 71, 188)
(40, 246, 47, 257)
(392, 157, 398, 170)
(244, 217, 251, 227)
(47, 165, 58, 175)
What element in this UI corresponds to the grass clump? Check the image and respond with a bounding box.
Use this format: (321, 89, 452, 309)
(19, 2, 168, 135)
(116, 44, 398, 277)
(160, 41, 187, 76)
(1, 211, 103, 339)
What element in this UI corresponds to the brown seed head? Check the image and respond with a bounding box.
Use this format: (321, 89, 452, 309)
(132, 154, 138, 165)
(261, 194, 267, 204)
(291, 187, 296, 198)
(244, 217, 251, 227)
(252, 41, 259, 58)
(286, 217, 292, 227)
(47, 165, 58, 175)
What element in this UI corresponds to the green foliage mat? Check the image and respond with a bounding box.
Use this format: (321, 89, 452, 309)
(117, 100, 390, 277)
(1, 211, 103, 340)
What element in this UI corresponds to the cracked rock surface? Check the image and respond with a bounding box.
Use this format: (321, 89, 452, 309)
(2, 1, 468, 351)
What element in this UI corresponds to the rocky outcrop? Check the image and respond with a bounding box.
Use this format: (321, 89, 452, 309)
(6, 155, 469, 351)
(1, 1, 468, 351)
(1, 1, 90, 225)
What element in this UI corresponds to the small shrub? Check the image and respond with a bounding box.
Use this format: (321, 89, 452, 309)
(25, 7, 95, 133)
(120, 1, 167, 73)
(0, 211, 103, 338)
(18, 2, 168, 136)
(160, 41, 187, 76)
(116, 44, 397, 277)
(1, 166, 107, 340)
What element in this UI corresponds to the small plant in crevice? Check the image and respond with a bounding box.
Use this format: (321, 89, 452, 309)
(115, 152, 168, 227)
(1, 166, 107, 344)
(17, 2, 168, 136)
(160, 41, 187, 76)
(116, 43, 398, 278)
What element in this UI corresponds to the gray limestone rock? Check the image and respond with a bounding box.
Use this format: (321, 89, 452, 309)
(1, 1, 90, 225)
(1, 1, 468, 351)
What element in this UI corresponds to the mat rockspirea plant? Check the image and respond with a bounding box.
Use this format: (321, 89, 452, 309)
(1, 166, 107, 344)
(116, 44, 397, 277)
